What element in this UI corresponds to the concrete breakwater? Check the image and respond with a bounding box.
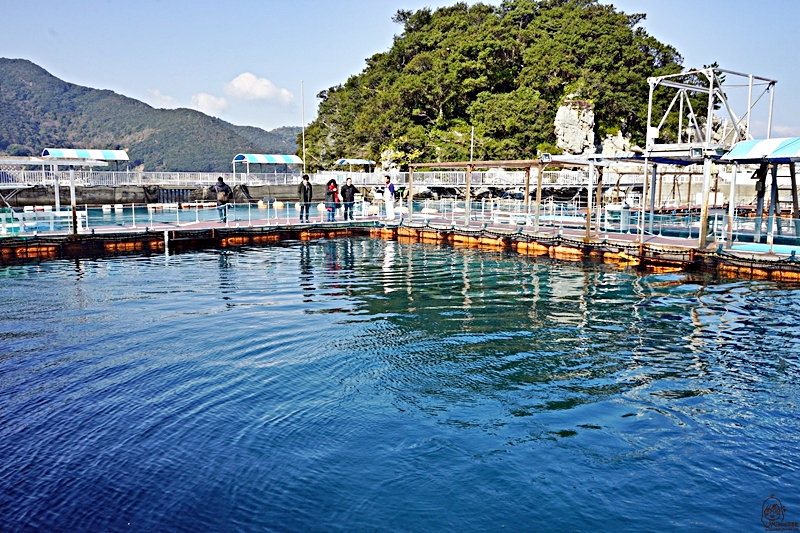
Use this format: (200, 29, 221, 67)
(3, 221, 800, 282)
(4, 184, 345, 208)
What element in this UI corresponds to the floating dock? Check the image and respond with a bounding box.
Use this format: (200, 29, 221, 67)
(2, 216, 800, 282)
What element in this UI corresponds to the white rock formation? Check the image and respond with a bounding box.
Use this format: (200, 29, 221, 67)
(601, 130, 632, 155)
(554, 97, 596, 155)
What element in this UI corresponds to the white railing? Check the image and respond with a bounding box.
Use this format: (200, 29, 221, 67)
(0, 169, 659, 188)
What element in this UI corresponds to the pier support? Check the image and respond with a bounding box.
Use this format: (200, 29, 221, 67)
(523, 166, 531, 214)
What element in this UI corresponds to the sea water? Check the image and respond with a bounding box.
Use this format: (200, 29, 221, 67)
(0, 238, 798, 532)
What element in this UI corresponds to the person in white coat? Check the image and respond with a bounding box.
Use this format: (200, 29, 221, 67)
(383, 175, 396, 220)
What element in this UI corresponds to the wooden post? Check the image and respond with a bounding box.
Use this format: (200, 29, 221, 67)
(790, 162, 800, 241)
(523, 166, 531, 214)
(698, 158, 712, 248)
(534, 162, 544, 232)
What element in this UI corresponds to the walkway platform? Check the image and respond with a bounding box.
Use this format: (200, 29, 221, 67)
(2, 212, 800, 282)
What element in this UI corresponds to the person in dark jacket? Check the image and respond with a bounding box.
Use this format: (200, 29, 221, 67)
(211, 176, 233, 222)
(297, 174, 313, 223)
(340, 177, 357, 221)
(324, 179, 339, 222)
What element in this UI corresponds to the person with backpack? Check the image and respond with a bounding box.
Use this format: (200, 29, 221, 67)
(212, 176, 233, 222)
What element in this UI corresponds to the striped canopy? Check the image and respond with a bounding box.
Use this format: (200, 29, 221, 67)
(335, 158, 375, 165)
(42, 148, 130, 161)
(233, 154, 303, 164)
(723, 137, 800, 163)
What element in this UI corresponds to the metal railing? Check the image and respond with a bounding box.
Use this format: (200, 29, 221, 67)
(0, 169, 659, 189)
(3, 198, 799, 252)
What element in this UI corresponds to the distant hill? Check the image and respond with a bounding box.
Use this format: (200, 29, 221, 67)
(0, 58, 301, 172)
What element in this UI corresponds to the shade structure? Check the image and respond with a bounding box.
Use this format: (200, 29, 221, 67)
(722, 137, 800, 163)
(42, 148, 129, 161)
(335, 158, 375, 165)
(232, 154, 303, 164)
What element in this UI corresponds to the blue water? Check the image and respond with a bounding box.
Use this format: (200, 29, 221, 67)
(1, 238, 798, 532)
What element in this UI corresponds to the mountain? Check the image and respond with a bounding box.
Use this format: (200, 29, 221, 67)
(0, 58, 301, 172)
(304, 0, 687, 171)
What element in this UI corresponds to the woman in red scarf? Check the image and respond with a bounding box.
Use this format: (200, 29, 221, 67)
(324, 179, 339, 222)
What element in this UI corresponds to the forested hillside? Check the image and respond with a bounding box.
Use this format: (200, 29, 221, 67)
(0, 58, 300, 172)
(304, 0, 686, 171)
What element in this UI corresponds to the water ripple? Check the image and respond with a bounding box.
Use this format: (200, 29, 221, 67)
(0, 240, 798, 531)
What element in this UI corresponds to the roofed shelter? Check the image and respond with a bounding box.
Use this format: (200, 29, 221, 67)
(335, 158, 376, 172)
(41, 148, 117, 233)
(723, 137, 800, 249)
(232, 154, 303, 184)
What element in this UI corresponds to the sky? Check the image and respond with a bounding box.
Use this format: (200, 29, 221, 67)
(1, 0, 798, 138)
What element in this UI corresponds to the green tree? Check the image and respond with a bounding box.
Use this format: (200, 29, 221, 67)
(303, 0, 688, 170)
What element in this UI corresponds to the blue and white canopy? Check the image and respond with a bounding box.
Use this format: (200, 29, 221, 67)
(42, 148, 129, 161)
(232, 154, 303, 164)
(723, 137, 800, 163)
(335, 158, 375, 165)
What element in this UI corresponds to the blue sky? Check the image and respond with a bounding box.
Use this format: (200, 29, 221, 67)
(2, 0, 797, 137)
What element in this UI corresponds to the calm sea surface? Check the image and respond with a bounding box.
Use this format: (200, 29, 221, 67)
(1, 238, 798, 532)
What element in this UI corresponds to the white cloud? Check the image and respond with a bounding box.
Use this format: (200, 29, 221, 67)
(147, 89, 179, 108)
(771, 124, 800, 137)
(748, 120, 800, 139)
(191, 92, 229, 115)
(223, 72, 294, 106)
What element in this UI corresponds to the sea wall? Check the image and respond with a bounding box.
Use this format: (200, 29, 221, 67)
(5, 185, 345, 207)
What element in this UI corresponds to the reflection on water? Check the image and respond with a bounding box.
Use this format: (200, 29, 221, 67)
(0, 238, 798, 532)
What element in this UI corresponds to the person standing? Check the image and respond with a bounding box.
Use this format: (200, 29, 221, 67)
(383, 175, 396, 221)
(211, 176, 233, 222)
(297, 174, 313, 223)
(340, 177, 357, 221)
(325, 179, 339, 222)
